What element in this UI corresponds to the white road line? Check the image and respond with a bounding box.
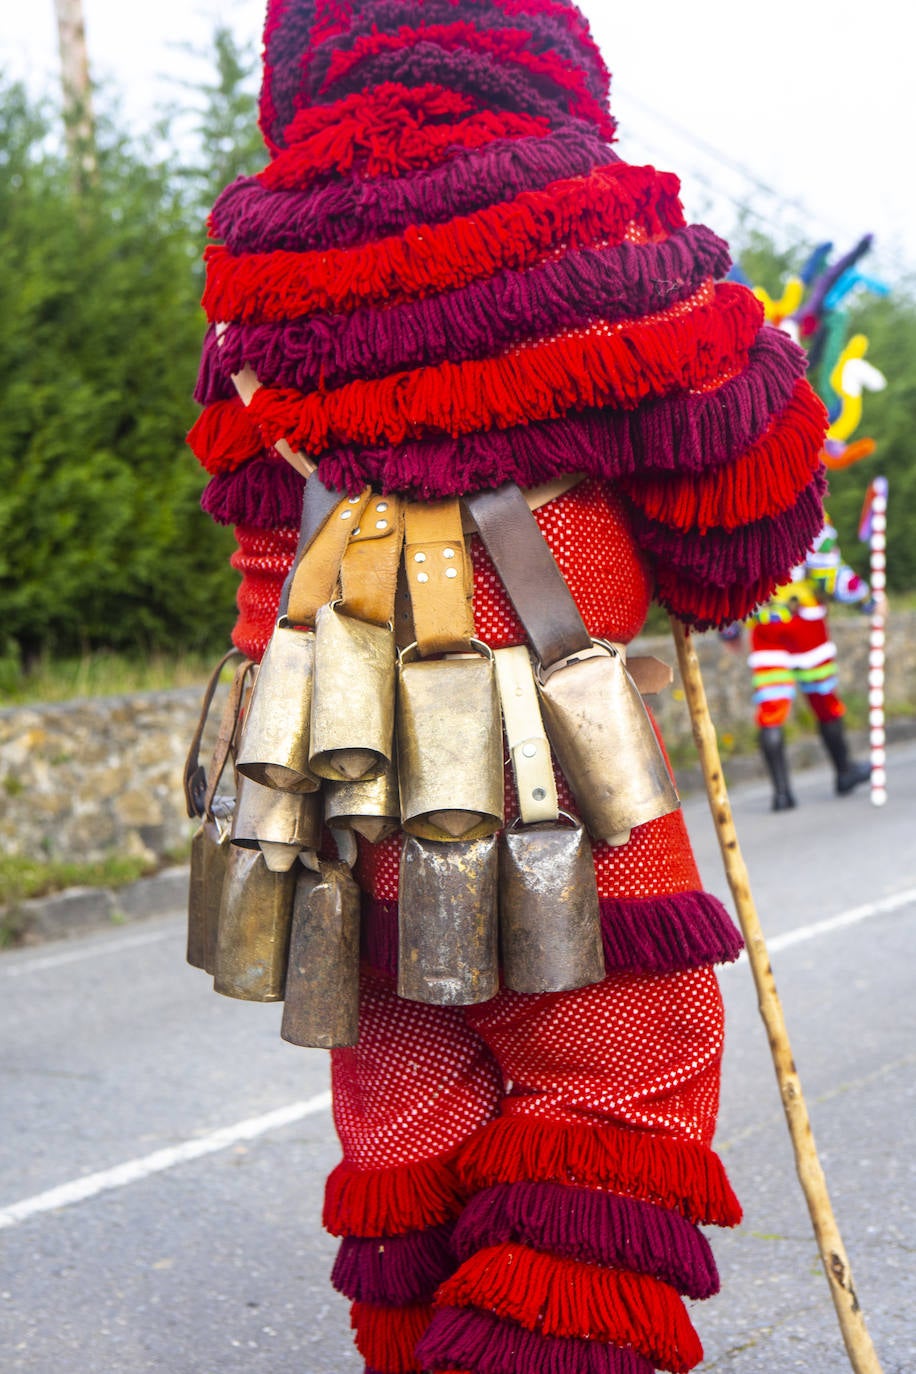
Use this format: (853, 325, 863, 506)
(2, 928, 174, 977)
(723, 885, 916, 967)
(0, 1092, 331, 1230)
(1, 885, 913, 1231)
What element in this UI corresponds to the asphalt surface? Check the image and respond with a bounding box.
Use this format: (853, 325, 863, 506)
(1, 743, 914, 1374)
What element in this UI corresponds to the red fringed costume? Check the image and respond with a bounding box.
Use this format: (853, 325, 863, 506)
(188, 2, 828, 1369)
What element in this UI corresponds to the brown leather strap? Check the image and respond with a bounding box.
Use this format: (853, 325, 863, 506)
(183, 647, 245, 818)
(338, 494, 405, 626)
(284, 487, 372, 626)
(463, 484, 592, 670)
(202, 657, 256, 819)
(404, 500, 475, 655)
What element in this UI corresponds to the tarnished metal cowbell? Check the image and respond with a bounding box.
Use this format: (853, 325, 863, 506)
(232, 774, 323, 872)
(499, 817, 605, 994)
(397, 646, 504, 843)
(187, 818, 230, 975)
(212, 847, 297, 1002)
(537, 641, 679, 845)
(308, 602, 397, 783)
(281, 861, 361, 1049)
(236, 625, 318, 793)
(398, 833, 499, 1006)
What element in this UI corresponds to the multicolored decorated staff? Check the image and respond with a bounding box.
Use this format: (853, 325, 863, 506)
(859, 475, 890, 806)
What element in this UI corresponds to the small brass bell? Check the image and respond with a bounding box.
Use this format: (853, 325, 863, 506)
(212, 847, 297, 1001)
(398, 833, 499, 1005)
(308, 603, 397, 783)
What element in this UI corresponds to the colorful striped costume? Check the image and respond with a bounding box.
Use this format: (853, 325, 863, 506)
(188, 2, 829, 1368)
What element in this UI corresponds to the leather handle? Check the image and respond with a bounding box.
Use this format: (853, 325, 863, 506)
(183, 647, 245, 818)
(202, 657, 255, 820)
(463, 484, 592, 670)
(278, 476, 363, 624)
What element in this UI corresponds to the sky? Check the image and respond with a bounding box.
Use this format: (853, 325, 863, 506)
(3, 1, 914, 281)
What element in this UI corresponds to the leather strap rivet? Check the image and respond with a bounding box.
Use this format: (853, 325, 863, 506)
(340, 510, 352, 520)
(532, 787, 547, 801)
(414, 552, 427, 563)
(417, 571, 429, 583)
(445, 568, 458, 579)
(347, 496, 361, 504)
(352, 526, 361, 536)
(376, 502, 388, 512)
(522, 743, 537, 758)
(375, 519, 388, 530)
(442, 548, 456, 559)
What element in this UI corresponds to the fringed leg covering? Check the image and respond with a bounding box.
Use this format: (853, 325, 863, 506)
(327, 968, 503, 1372)
(420, 967, 739, 1373)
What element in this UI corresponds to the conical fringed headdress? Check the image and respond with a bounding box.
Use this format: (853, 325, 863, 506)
(189, 0, 828, 654)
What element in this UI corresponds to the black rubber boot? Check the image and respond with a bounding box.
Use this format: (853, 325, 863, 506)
(759, 726, 796, 811)
(818, 717, 871, 795)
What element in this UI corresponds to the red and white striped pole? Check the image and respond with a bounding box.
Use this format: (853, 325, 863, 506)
(864, 477, 888, 806)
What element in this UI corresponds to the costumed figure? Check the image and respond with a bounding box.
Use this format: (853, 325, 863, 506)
(733, 239, 887, 812)
(748, 522, 874, 811)
(183, 3, 829, 1371)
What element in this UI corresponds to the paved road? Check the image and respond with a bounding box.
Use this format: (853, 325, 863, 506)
(2, 744, 914, 1373)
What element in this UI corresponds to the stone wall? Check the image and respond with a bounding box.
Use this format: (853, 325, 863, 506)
(1, 612, 914, 871)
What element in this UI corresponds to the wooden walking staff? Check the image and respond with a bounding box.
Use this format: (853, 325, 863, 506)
(670, 618, 884, 1374)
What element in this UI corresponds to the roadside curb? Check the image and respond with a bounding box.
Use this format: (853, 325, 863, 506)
(4, 866, 190, 947)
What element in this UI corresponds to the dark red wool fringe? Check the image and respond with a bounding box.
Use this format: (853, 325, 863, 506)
(626, 471, 827, 590)
(654, 565, 789, 633)
(360, 890, 741, 983)
(201, 455, 303, 527)
(318, 20, 615, 136)
(202, 163, 685, 324)
(331, 1221, 458, 1305)
(209, 123, 610, 255)
(432, 1242, 703, 1371)
(620, 380, 828, 534)
(453, 1181, 719, 1299)
(351, 1299, 432, 1373)
(417, 1304, 655, 1374)
(455, 1116, 742, 1228)
(208, 226, 731, 396)
(261, 85, 550, 190)
(324, 1150, 466, 1238)
(308, 0, 610, 108)
(243, 282, 761, 456)
(195, 328, 808, 520)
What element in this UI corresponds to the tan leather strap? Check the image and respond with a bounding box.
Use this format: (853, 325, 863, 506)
(183, 647, 245, 818)
(338, 494, 405, 626)
(463, 484, 592, 671)
(494, 647, 558, 823)
(403, 500, 475, 655)
(285, 488, 372, 626)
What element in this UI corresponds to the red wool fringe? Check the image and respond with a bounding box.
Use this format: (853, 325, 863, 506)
(320, 20, 614, 137)
(455, 1116, 741, 1228)
(654, 566, 785, 632)
(324, 1151, 466, 1238)
(436, 1243, 702, 1372)
(262, 83, 549, 189)
(202, 163, 685, 324)
(620, 380, 827, 534)
(187, 397, 264, 474)
(351, 1300, 433, 1374)
(244, 282, 762, 455)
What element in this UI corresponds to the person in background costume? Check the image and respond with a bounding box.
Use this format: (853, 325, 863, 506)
(187, 2, 829, 1370)
(746, 521, 873, 811)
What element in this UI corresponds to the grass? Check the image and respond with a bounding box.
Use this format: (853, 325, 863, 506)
(0, 853, 157, 909)
(0, 649, 216, 705)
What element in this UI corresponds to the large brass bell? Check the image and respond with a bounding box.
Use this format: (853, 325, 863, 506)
(537, 641, 679, 844)
(281, 861, 361, 1048)
(232, 774, 323, 872)
(397, 644, 504, 842)
(499, 815, 605, 993)
(308, 602, 396, 783)
(212, 846, 297, 1001)
(236, 624, 318, 793)
(398, 833, 499, 1005)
